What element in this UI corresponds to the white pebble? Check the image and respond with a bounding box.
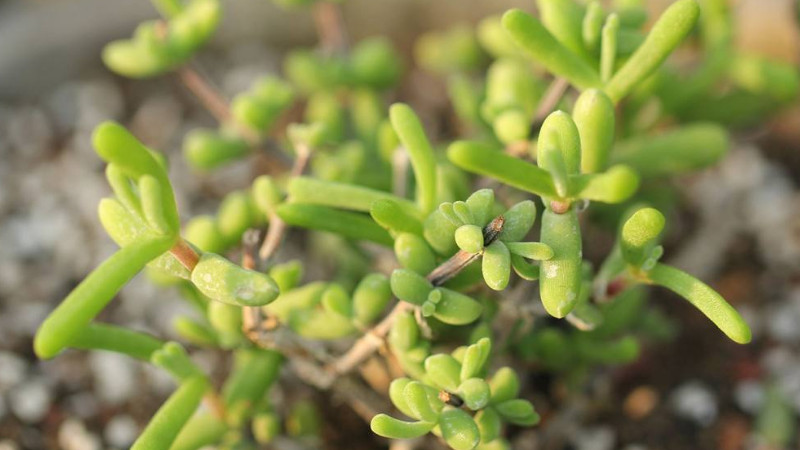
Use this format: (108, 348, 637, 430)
(8, 378, 51, 423)
(0, 351, 27, 390)
(89, 352, 136, 405)
(104, 415, 139, 448)
(58, 419, 101, 450)
(671, 380, 718, 426)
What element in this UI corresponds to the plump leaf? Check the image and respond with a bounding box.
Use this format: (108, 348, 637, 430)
(604, 0, 700, 102)
(433, 288, 484, 325)
(191, 253, 280, 307)
(502, 9, 601, 90)
(620, 207, 665, 267)
(572, 165, 639, 204)
(499, 200, 536, 243)
(277, 203, 394, 246)
(456, 224, 485, 254)
(482, 241, 511, 291)
(391, 269, 434, 306)
(371, 199, 424, 236)
(506, 242, 554, 261)
(370, 415, 436, 439)
(573, 89, 615, 173)
(448, 141, 556, 197)
(439, 407, 481, 450)
(495, 399, 540, 426)
(458, 378, 491, 410)
(647, 263, 751, 344)
(612, 123, 729, 177)
(424, 354, 463, 392)
(352, 273, 392, 325)
(539, 209, 583, 318)
(395, 233, 438, 274)
(460, 338, 491, 382)
(390, 104, 438, 213)
(131, 376, 209, 450)
(489, 367, 520, 404)
(34, 235, 175, 359)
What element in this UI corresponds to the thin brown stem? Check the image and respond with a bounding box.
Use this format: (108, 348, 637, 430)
(177, 65, 232, 124)
(312, 1, 349, 55)
(532, 77, 570, 132)
(328, 216, 506, 376)
(170, 238, 200, 271)
(258, 143, 312, 261)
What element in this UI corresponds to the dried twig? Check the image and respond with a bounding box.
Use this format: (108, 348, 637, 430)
(258, 143, 312, 261)
(177, 65, 232, 124)
(312, 1, 349, 55)
(532, 77, 570, 132)
(328, 216, 506, 376)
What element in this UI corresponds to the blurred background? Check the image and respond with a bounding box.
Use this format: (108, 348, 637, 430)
(0, 0, 799, 448)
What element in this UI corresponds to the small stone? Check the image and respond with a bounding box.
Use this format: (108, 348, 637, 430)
(8, 378, 51, 423)
(570, 426, 616, 450)
(0, 351, 27, 390)
(64, 392, 99, 419)
(671, 380, 718, 426)
(89, 352, 136, 405)
(624, 386, 659, 420)
(58, 419, 101, 450)
(734, 380, 764, 414)
(0, 439, 20, 450)
(104, 415, 139, 448)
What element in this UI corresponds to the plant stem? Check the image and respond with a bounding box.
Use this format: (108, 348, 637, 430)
(328, 216, 506, 375)
(177, 65, 232, 124)
(313, 1, 349, 55)
(177, 64, 291, 173)
(258, 143, 312, 261)
(532, 77, 570, 132)
(170, 238, 201, 271)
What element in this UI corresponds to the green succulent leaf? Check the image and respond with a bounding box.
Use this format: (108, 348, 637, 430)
(458, 378, 492, 410)
(646, 263, 752, 344)
(395, 233, 438, 274)
(424, 354, 463, 392)
(572, 164, 639, 204)
(132, 376, 209, 450)
(499, 200, 536, 243)
(432, 288, 483, 325)
(352, 273, 392, 326)
(573, 89, 615, 173)
(611, 123, 729, 177)
(448, 141, 556, 198)
(183, 129, 250, 170)
(482, 241, 511, 291)
(604, 0, 700, 102)
(391, 269, 434, 306)
(439, 407, 481, 450)
(620, 207, 665, 267)
(475, 407, 502, 443)
(502, 9, 601, 90)
(539, 209, 583, 318)
(404, 381, 442, 422)
(372, 199, 425, 236)
(456, 224, 485, 254)
(506, 242, 554, 261)
(370, 414, 436, 440)
(489, 367, 520, 404)
(190, 253, 280, 307)
(70, 323, 164, 361)
(34, 235, 175, 359)
(390, 311, 421, 351)
(460, 337, 491, 382)
(390, 103, 439, 213)
(494, 399, 540, 426)
(277, 203, 394, 246)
